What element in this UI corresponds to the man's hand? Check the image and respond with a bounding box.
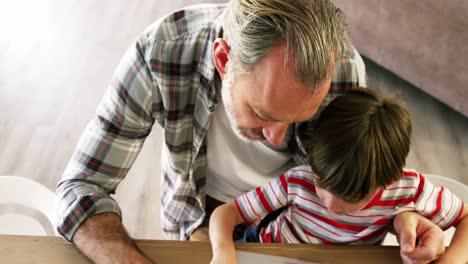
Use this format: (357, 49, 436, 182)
(189, 226, 210, 241)
(73, 213, 153, 264)
(393, 211, 445, 264)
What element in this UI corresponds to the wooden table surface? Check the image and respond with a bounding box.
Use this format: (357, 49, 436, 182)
(0, 235, 402, 264)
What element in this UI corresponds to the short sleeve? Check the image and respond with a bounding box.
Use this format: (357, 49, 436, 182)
(414, 174, 465, 230)
(234, 173, 289, 224)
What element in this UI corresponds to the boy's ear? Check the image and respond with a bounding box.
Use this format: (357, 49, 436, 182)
(213, 38, 230, 80)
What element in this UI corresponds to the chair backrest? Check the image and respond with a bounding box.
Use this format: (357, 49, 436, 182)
(424, 174, 468, 202)
(382, 173, 468, 246)
(0, 176, 57, 236)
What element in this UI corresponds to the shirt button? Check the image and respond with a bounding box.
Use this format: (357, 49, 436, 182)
(208, 105, 215, 112)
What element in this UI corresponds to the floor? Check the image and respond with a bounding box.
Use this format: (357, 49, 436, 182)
(0, 0, 466, 239)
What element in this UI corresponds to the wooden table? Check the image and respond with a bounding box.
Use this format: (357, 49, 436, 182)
(0, 235, 402, 264)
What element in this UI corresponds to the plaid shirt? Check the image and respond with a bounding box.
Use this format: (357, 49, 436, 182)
(56, 4, 367, 241)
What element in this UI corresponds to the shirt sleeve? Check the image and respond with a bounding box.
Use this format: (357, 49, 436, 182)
(234, 173, 289, 224)
(413, 174, 465, 230)
(55, 33, 161, 241)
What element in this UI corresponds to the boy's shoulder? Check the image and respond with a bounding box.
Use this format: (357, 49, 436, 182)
(401, 168, 422, 182)
(382, 169, 422, 200)
(387, 168, 421, 188)
(284, 165, 314, 177)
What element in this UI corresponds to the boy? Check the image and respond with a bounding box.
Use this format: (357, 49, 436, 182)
(209, 89, 467, 264)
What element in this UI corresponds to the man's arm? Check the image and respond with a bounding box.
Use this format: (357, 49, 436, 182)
(73, 213, 153, 264)
(56, 32, 162, 262)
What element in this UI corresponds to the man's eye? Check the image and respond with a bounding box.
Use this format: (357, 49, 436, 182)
(256, 114, 271, 122)
(251, 107, 272, 122)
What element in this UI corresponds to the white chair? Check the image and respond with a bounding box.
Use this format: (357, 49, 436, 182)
(0, 176, 57, 236)
(382, 174, 468, 246)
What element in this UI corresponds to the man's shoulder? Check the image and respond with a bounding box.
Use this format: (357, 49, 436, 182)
(331, 40, 367, 89)
(141, 4, 226, 43)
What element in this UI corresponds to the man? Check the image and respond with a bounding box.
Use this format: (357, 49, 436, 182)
(56, 1, 445, 263)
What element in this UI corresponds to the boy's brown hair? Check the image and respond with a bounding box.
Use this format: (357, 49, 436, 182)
(306, 88, 412, 202)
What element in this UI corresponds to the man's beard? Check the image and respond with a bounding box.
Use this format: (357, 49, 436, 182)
(221, 67, 266, 142)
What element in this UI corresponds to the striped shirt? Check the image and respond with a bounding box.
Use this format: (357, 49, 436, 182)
(235, 165, 464, 244)
(55, 4, 367, 241)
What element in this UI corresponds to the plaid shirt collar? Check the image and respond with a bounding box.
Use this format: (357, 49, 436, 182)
(196, 13, 224, 96)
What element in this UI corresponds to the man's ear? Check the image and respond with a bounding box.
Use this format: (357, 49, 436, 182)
(213, 38, 230, 79)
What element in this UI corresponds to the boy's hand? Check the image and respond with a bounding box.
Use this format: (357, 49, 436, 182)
(393, 211, 445, 264)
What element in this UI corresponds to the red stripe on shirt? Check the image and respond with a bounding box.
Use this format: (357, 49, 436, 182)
(371, 197, 414, 207)
(256, 187, 273, 213)
(372, 218, 392, 226)
(297, 206, 366, 232)
(276, 222, 283, 243)
(361, 189, 384, 210)
(279, 174, 288, 193)
(289, 192, 326, 209)
(294, 210, 342, 237)
(288, 177, 316, 192)
(234, 199, 253, 224)
(260, 228, 272, 243)
(403, 170, 418, 177)
(414, 173, 426, 202)
(427, 187, 444, 220)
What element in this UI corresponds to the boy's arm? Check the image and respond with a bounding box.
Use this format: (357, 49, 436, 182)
(393, 212, 446, 264)
(209, 171, 290, 264)
(209, 201, 244, 264)
(437, 203, 468, 264)
(406, 172, 466, 264)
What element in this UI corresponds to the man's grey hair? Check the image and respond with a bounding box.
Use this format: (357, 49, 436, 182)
(222, 0, 348, 90)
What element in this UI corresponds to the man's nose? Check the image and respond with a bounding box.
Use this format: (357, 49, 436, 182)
(262, 123, 288, 146)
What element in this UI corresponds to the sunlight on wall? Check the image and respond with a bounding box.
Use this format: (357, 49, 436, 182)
(0, 0, 53, 43)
